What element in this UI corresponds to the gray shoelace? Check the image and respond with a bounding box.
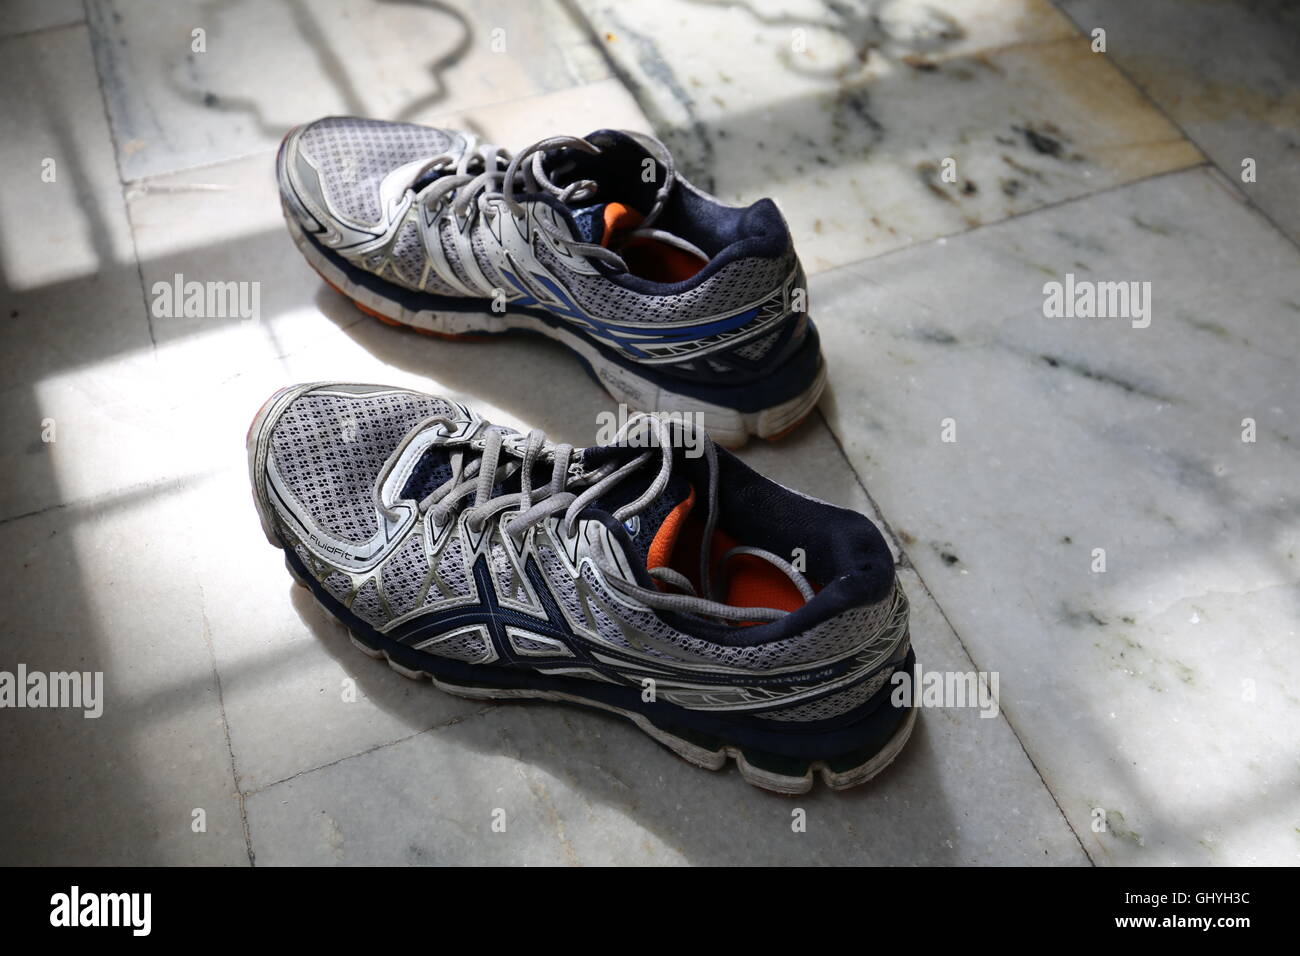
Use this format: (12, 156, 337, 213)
(407, 130, 679, 275)
(380, 413, 812, 623)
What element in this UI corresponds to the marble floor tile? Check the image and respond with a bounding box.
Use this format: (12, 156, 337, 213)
(184, 466, 493, 794)
(114, 117, 1079, 855)
(0, 76, 653, 526)
(0, 24, 155, 522)
(1056, 0, 1300, 244)
(815, 166, 1300, 865)
(86, 0, 611, 182)
(12, 1, 1280, 866)
(0, 485, 248, 865)
(247, 569, 1088, 866)
(0, 23, 137, 298)
(116, 75, 655, 445)
(571, 0, 1202, 272)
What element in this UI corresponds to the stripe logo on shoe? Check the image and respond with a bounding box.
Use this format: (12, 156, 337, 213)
(499, 266, 762, 359)
(386, 551, 908, 713)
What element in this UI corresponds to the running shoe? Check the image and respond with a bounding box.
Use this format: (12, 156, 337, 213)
(276, 118, 824, 447)
(247, 383, 915, 793)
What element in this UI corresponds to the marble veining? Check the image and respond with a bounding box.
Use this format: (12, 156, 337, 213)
(574, 0, 1202, 272)
(815, 166, 1300, 864)
(86, 0, 610, 181)
(2, 0, 1295, 866)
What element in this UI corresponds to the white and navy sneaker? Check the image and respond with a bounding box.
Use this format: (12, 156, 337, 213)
(276, 117, 825, 447)
(247, 383, 915, 794)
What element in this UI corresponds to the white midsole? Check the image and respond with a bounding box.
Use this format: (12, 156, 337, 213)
(285, 212, 826, 448)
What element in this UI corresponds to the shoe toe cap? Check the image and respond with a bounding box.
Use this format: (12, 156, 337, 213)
(282, 116, 460, 228)
(249, 384, 457, 548)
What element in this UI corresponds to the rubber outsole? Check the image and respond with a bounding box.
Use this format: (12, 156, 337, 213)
(284, 210, 826, 449)
(280, 550, 916, 795)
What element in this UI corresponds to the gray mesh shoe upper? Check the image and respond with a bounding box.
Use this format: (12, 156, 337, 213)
(269, 388, 455, 542)
(295, 117, 458, 227)
(278, 117, 815, 377)
(251, 384, 908, 723)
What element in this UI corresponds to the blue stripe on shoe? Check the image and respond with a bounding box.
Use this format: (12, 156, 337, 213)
(300, 225, 821, 413)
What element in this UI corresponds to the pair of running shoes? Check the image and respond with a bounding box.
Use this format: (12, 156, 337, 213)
(248, 117, 915, 793)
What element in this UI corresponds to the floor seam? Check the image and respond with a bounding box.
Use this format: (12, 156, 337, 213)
(0, 19, 86, 42)
(80, 0, 158, 350)
(822, 161, 1210, 280)
(239, 704, 499, 798)
(0, 471, 218, 530)
(815, 408, 1096, 865)
(120, 197, 158, 350)
(197, 593, 256, 866)
(1048, 0, 1300, 254)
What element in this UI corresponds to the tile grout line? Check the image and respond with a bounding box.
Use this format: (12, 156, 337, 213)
(75, 1, 243, 863)
(239, 704, 499, 799)
(0, 497, 88, 529)
(0, 472, 216, 528)
(120, 194, 158, 351)
(1048, 1, 1300, 255)
(198, 599, 256, 866)
(819, 160, 1210, 281)
(79, 0, 158, 350)
(815, 408, 1096, 865)
(0, 18, 87, 43)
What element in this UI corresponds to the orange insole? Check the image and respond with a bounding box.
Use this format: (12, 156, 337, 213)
(601, 202, 706, 284)
(645, 484, 811, 618)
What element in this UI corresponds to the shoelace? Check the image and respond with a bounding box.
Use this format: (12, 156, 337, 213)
(407, 131, 678, 275)
(379, 413, 812, 623)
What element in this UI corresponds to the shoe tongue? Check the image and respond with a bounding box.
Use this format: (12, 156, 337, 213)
(400, 447, 454, 501)
(593, 465, 694, 570)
